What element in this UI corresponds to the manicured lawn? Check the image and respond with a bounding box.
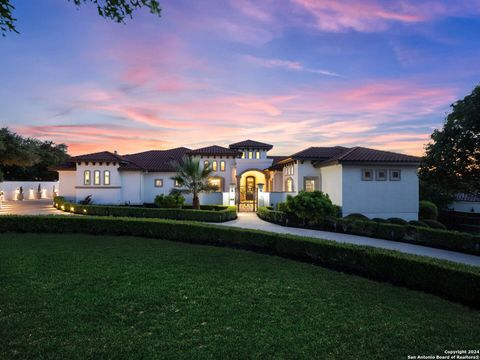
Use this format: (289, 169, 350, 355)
(1, 234, 479, 359)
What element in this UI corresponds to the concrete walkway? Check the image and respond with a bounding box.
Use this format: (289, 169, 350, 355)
(0, 199, 66, 216)
(218, 213, 480, 267)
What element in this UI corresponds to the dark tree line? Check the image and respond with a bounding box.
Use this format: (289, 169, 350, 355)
(0, 128, 69, 181)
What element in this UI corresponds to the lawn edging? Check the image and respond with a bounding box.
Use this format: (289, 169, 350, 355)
(257, 206, 480, 256)
(53, 196, 237, 222)
(0, 215, 479, 308)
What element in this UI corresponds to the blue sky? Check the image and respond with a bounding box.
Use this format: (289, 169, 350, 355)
(1, 0, 479, 155)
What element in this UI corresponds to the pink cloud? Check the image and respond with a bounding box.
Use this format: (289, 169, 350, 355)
(244, 55, 340, 76)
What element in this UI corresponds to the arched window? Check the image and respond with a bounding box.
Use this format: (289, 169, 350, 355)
(212, 160, 217, 171)
(84, 170, 91, 185)
(93, 170, 101, 185)
(285, 177, 294, 192)
(104, 170, 111, 185)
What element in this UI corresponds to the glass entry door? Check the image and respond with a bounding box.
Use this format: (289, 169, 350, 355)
(245, 176, 256, 201)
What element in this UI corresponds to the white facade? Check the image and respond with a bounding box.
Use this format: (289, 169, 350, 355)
(57, 142, 419, 220)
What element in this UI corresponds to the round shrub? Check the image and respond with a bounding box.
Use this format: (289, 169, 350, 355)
(388, 217, 408, 226)
(408, 220, 429, 228)
(285, 191, 338, 225)
(422, 219, 447, 230)
(154, 194, 185, 208)
(372, 218, 390, 224)
(344, 213, 369, 221)
(419, 200, 438, 220)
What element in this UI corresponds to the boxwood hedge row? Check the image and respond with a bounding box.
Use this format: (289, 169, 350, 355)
(257, 206, 480, 256)
(0, 215, 478, 307)
(53, 196, 237, 222)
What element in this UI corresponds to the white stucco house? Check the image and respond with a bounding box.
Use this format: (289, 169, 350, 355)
(55, 139, 420, 220)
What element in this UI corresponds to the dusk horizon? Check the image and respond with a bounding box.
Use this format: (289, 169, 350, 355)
(1, 0, 480, 156)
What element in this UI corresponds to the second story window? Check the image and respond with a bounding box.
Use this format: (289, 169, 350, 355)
(220, 160, 225, 171)
(84, 170, 91, 185)
(104, 170, 110, 185)
(175, 180, 181, 187)
(204, 160, 209, 168)
(256, 151, 260, 159)
(212, 160, 217, 171)
(154, 179, 163, 187)
(241, 152, 245, 159)
(94, 170, 101, 185)
(248, 151, 253, 159)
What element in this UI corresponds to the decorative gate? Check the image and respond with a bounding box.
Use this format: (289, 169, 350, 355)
(238, 185, 257, 212)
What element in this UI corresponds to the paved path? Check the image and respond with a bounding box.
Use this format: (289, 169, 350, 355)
(0, 199, 66, 216)
(218, 213, 480, 267)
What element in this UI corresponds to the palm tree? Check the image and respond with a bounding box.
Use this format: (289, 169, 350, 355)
(171, 157, 218, 209)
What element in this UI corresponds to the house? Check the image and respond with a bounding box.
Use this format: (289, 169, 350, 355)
(449, 193, 480, 213)
(55, 139, 420, 220)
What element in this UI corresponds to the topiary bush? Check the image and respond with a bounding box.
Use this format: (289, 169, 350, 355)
(419, 201, 438, 220)
(388, 217, 408, 226)
(409, 220, 429, 228)
(423, 219, 447, 230)
(344, 213, 370, 221)
(285, 191, 339, 225)
(154, 193, 185, 208)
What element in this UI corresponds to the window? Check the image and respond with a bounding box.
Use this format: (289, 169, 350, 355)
(94, 170, 101, 185)
(256, 151, 260, 159)
(304, 178, 316, 192)
(390, 169, 401, 181)
(175, 180, 181, 187)
(212, 160, 217, 171)
(285, 177, 293, 192)
(84, 170, 91, 185)
(241, 152, 245, 159)
(248, 151, 253, 159)
(104, 170, 111, 185)
(209, 177, 222, 192)
(154, 179, 163, 187)
(376, 169, 387, 181)
(220, 160, 225, 171)
(204, 160, 209, 168)
(362, 169, 373, 181)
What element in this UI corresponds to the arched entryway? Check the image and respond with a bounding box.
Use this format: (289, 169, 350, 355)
(236, 169, 267, 212)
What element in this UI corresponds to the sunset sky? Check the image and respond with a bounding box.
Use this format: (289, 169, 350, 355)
(1, 0, 480, 156)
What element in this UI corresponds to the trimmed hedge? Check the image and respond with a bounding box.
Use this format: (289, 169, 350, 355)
(419, 200, 439, 220)
(53, 197, 237, 223)
(0, 215, 478, 307)
(257, 207, 480, 256)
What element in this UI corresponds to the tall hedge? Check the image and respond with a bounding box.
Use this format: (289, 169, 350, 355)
(53, 196, 237, 222)
(0, 215, 478, 308)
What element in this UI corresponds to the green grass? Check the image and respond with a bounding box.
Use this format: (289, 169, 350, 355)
(1, 234, 479, 359)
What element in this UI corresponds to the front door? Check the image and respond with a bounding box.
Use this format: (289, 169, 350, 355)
(245, 176, 255, 201)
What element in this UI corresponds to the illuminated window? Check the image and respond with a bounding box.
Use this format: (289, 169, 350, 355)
(390, 169, 401, 181)
(84, 170, 91, 185)
(175, 180, 181, 187)
(362, 169, 373, 181)
(94, 170, 101, 185)
(304, 179, 316, 192)
(241, 152, 245, 159)
(376, 169, 387, 181)
(212, 160, 217, 171)
(104, 170, 111, 185)
(256, 151, 260, 159)
(154, 179, 163, 187)
(204, 160, 209, 168)
(220, 161, 225, 171)
(285, 178, 293, 192)
(248, 151, 253, 159)
(209, 178, 222, 192)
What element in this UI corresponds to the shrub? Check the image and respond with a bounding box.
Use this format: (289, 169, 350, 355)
(257, 206, 286, 225)
(409, 220, 429, 228)
(276, 202, 287, 212)
(53, 196, 236, 222)
(154, 194, 185, 208)
(285, 191, 338, 225)
(419, 200, 438, 220)
(344, 213, 369, 221)
(388, 217, 408, 226)
(423, 219, 447, 230)
(372, 218, 390, 224)
(0, 215, 478, 308)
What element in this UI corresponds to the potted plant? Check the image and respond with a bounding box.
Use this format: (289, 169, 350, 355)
(36, 184, 42, 199)
(17, 186, 24, 201)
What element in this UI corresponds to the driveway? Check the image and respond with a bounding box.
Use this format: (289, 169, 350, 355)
(0, 199, 66, 216)
(218, 213, 480, 267)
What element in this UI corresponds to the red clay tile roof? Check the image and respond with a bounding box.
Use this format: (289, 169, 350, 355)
(315, 147, 420, 167)
(229, 139, 273, 150)
(122, 147, 190, 172)
(187, 145, 241, 157)
(455, 193, 480, 202)
(70, 151, 126, 163)
(290, 146, 349, 160)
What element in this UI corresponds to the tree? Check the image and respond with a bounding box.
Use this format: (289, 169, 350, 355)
(1, 0, 161, 36)
(170, 157, 218, 210)
(420, 85, 480, 206)
(0, 128, 69, 181)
